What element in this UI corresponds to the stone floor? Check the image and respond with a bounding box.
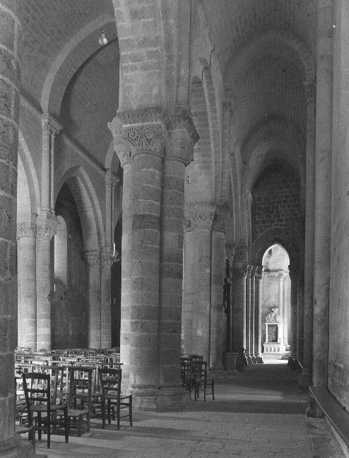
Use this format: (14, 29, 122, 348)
(33, 364, 344, 457)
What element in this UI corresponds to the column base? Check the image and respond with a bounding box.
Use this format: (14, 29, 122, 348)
(223, 352, 239, 371)
(131, 385, 185, 411)
(298, 367, 312, 388)
(0, 437, 35, 458)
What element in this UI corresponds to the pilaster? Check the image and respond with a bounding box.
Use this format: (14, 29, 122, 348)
(84, 249, 101, 349)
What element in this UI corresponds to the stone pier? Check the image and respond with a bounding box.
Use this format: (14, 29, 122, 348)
(312, 0, 333, 387)
(109, 108, 197, 409)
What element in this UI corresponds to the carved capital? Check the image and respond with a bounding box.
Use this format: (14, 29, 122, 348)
(36, 211, 57, 240)
(234, 243, 249, 265)
(17, 221, 36, 239)
(41, 113, 62, 137)
(166, 107, 199, 158)
(232, 264, 248, 279)
(84, 250, 100, 267)
(184, 202, 215, 231)
(109, 108, 166, 167)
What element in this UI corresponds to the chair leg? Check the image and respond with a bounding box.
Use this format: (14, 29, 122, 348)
(129, 397, 133, 427)
(65, 408, 69, 443)
(37, 412, 42, 441)
(116, 400, 120, 430)
(102, 397, 106, 429)
(212, 379, 215, 400)
(108, 399, 111, 425)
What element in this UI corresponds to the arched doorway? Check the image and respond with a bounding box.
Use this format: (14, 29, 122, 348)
(261, 244, 291, 361)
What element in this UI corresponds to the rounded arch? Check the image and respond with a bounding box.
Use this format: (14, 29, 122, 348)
(242, 117, 305, 193)
(186, 75, 215, 203)
(18, 131, 40, 218)
(41, 15, 117, 116)
(251, 228, 301, 270)
(55, 166, 104, 250)
(224, 30, 314, 86)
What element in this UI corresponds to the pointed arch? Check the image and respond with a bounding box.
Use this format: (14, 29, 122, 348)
(55, 166, 105, 250)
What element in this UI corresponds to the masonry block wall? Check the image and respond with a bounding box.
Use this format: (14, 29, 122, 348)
(252, 162, 303, 243)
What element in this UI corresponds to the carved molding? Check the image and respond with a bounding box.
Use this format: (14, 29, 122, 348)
(184, 202, 215, 231)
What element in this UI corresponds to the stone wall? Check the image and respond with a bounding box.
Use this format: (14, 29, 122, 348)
(252, 162, 303, 242)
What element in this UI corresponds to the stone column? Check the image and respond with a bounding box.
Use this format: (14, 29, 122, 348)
(36, 211, 56, 351)
(109, 109, 165, 409)
(231, 244, 248, 355)
(17, 222, 36, 350)
(158, 112, 197, 407)
(100, 248, 112, 348)
(246, 265, 254, 357)
(302, 80, 316, 385)
(254, 266, 263, 360)
(0, 2, 28, 455)
(313, 0, 333, 387)
(185, 202, 215, 362)
(84, 250, 101, 349)
(209, 207, 226, 369)
(182, 225, 195, 355)
(289, 265, 298, 357)
(250, 266, 257, 359)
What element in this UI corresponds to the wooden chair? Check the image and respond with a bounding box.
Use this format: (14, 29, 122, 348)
(22, 372, 69, 448)
(99, 366, 132, 430)
(67, 366, 92, 436)
(191, 360, 215, 401)
(15, 376, 35, 448)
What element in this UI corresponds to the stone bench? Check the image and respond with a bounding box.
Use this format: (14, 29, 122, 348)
(309, 386, 349, 455)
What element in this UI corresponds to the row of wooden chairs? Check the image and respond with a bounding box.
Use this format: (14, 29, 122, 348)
(180, 355, 215, 401)
(16, 364, 132, 448)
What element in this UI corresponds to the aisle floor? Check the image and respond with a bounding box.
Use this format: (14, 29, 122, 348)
(36, 364, 344, 458)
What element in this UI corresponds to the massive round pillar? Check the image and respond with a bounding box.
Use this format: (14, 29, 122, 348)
(17, 222, 36, 349)
(0, 2, 32, 456)
(186, 202, 215, 362)
(36, 211, 56, 351)
(158, 115, 197, 406)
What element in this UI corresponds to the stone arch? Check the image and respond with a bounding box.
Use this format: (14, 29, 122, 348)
(225, 30, 314, 86)
(17, 132, 40, 219)
(41, 15, 117, 116)
(187, 76, 215, 203)
(251, 228, 301, 271)
(55, 166, 104, 250)
(200, 59, 222, 203)
(243, 117, 305, 192)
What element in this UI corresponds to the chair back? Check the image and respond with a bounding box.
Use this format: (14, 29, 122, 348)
(68, 366, 92, 410)
(99, 366, 122, 397)
(22, 372, 51, 412)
